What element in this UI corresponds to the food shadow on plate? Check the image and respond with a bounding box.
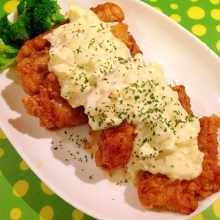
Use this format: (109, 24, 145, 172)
(123, 184, 148, 212)
(0, 69, 169, 212)
(1, 69, 51, 139)
(50, 125, 132, 185)
(50, 124, 160, 212)
(50, 124, 105, 184)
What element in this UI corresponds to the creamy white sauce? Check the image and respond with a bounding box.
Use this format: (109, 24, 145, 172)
(45, 4, 204, 184)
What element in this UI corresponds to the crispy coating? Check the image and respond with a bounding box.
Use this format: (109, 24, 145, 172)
(16, 32, 51, 64)
(96, 84, 220, 214)
(16, 29, 54, 95)
(96, 85, 192, 170)
(15, 2, 220, 214)
(172, 85, 192, 115)
(192, 115, 220, 199)
(112, 23, 142, 57)
(90, 2, 125, 22)
(91, 3, 142, 56)
(22, 72, 88, 128)
(16, 47, 50, 96)
(138, 172, 198, 214)
(16, 3, 141, 129)
(96, 122, 136, 169)
(137, 115, 220, 214)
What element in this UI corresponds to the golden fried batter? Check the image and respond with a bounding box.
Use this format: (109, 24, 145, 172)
(16, 47, 50, 96)
(15, 2, 220, 215)
(192, 115, 220, 199)
(96, 122, 136, 169)
(90, 2, 125, 22)
(91, 3, 142, 56)
(137, 114, 220, 214)
(138, 172, 198, 214)
(96, 84, 220, 214)
(16, 3, 141, 129)
(96, 85, 193, 170)
(172, 85, 192, 115)
(22, 72, 88, 128)
(112, 23, 142, 57)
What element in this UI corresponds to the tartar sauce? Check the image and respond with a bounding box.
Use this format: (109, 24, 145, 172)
(45, 4, 204, 184)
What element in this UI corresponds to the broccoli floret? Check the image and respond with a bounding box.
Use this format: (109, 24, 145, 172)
(0, 0, 65, 46)
(0, 14, 32, 47)
(0, 0, 65, 68)
(33, 0, 65, 35)
(0, 14, 12, 46)
(17, 0, 39, 16)
(10, 15, 33, 47)
(0, 38, 19, 69)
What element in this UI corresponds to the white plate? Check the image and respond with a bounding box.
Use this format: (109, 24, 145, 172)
(0, 0, 220, 219)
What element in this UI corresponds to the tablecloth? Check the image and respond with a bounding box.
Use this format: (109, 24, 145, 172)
(0, 0, 220, 219)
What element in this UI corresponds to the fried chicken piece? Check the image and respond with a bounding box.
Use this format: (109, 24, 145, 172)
(16, 21, 68, 63)
(96, 122, 136, 169)
(22, 72, 88, 128)
(96, 83, 220, 214)
(172, 85, 192, 115)
(16, 22, 69, 95)
(16, 28, 56, 95)
(91, 3, 142, 56)
(96, 85, 192, 170)
(90, 2, 125, 22)
(138, 172, 198, 214)
(137, 114, 220, 215)
(16, 32, 51, 63)
(16, 37, 87, 129)
(112, 23, 142, 57)
(16, 3, 141, 129)
(191, 115, 220, 199)
(16, 48, 50, 96)
(16, 28, 86, 129)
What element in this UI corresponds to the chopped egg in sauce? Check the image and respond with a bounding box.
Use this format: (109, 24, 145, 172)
(45, 3, 204, 184)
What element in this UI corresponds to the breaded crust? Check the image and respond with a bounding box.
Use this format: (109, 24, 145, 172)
(96, 84, 220, 214)
(16, 3, 141, 129)
(15, 2, 220, 215)
(96, 85, 193, 169)
(22, 72, 88, 128)
(96, 121, 136, 169)
(90, 2, 125, 22)
(137, 114, 220, 214)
